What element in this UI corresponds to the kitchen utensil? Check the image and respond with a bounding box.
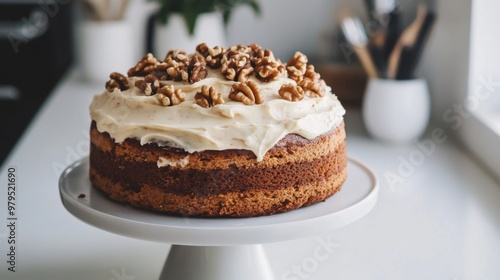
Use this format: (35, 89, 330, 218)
(363, 0, 376, 21)
(387, 3, 427, 79)
(81, 0, 98, 20)
(107, 0, 119, 20)
(395, 47, 413, 79)
(107, 0, 130, 20)
(85, 0, 108, 21)
(375, 0, 396, 15)
(83, 0, 130, 21)
(364, 0, 394, 77)
(396, 10, 436, 79)
(341, 17, 378, 78)
(383, 8, 400, 58)
(117, 0, 130, 20)
(369, 44, 387, 78)
(364, 0, 395, 25)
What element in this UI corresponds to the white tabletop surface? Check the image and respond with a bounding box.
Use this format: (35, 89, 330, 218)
(1, 72, 500, 279)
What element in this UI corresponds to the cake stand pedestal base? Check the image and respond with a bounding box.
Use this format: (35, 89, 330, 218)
(161, 245, 274, 280)
(59, 157, 378, 280)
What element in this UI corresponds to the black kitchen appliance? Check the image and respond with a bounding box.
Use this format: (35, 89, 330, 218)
(0, 0, 74, 165)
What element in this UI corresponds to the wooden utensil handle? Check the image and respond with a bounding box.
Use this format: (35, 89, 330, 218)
(387, 42, 403, 79)
(355, 47, 378, 78)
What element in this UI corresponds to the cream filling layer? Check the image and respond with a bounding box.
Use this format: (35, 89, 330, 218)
(89, 72, 345, 161)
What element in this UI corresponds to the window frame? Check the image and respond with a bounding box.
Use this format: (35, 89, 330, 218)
(459, 0, 500, 181)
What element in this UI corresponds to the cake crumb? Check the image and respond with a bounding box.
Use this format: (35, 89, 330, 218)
(157, 156, 190, 168)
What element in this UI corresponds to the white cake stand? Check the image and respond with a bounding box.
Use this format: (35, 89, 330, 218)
(59, 157, 378, 280)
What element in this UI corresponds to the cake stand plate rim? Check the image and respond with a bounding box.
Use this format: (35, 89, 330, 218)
(59, 156, 378, 245)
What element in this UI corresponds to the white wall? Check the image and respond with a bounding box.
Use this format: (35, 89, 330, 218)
(469, 0, 500, 110)
(459, 0, 500, 181)
(122, 0, 364, 61)
(420, 0, 472, 123)
(225, 0, 364, 60)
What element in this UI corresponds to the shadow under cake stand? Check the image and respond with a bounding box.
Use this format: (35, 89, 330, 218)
(59, 157, 378, 280)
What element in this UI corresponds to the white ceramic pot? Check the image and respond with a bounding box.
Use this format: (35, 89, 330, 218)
(80, 20, 135, 83)
(153, 13, 226, 58)
(362, 78, 431, 144)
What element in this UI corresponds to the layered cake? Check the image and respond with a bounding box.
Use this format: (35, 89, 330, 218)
(89, 43, 347, 217)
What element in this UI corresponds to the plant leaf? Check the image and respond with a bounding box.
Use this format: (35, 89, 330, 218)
(150, 0, 261, 35)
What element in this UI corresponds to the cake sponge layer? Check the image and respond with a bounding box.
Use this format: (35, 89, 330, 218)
(89, 122, 347, 217)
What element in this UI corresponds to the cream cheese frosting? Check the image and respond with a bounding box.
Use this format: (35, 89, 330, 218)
(90, 64, 345, 161)
(90, 70, 345, 161)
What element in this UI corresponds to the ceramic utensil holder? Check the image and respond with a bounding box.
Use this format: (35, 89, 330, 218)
(81, 20, 135, 83)
(362, 78, 430, 144)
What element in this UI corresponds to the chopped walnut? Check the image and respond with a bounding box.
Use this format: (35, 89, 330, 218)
(105, 72, 129, 92)
(135, 74, 161, 95)
(196, 43, 225, 69)
(228, 80, 263, 105)
(156, 85, 185, 106)
(248, 43, 263, 56)
(188, 54, 208, 83)
(127, 53, 158, 77)
(154, 63, 169, 80)
(227, 44, 254, 56)
(163, 58, 188, 82)
(164, 49, 189, 63)
(286, 51, 308, 82)
(279, 84, 305, 101)
(159, 50, 189, 82)
(195, 85, 225, 108)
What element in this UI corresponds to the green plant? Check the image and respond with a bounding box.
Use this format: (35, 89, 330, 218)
(151, 0, 261, 35)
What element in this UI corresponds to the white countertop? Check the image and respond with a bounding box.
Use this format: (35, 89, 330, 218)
(1, 72, 500, 280)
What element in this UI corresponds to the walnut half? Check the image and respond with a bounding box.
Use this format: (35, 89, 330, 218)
(105, 72, 129, 92)
(196, 43, 225, 69)
(127, 53, 158, 77)
(156, 85, 185, 106)
(228, 80, 263, 105)
(188, 54, 208, 83)
(298, 65, 327, 97)
(279, 84, 304, 101)
(195, 85, 225, 108)
(161, 49, 190, 82)
(286, 51, 308, 82)
(134, 74, 160, 96)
